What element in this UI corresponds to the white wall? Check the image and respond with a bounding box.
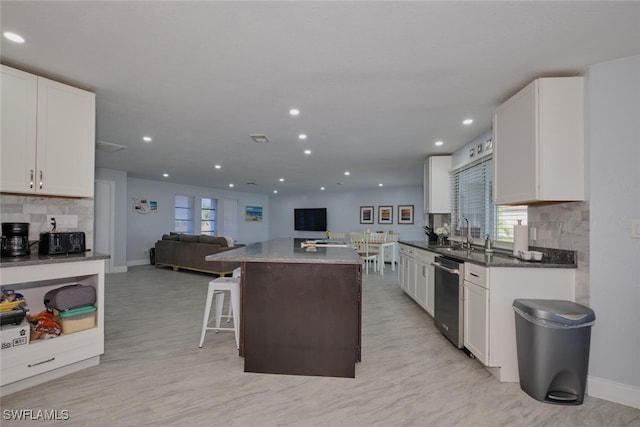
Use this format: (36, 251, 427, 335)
(95, 168, 128, 271)
(268, 186, 425, 241)
(587, 54, 640, 408)
(126, 177, 269, 265)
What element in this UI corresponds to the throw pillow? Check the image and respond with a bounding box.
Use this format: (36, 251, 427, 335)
(178, 234, 200, 243)
(224, 237, 235, 247)
(162, 234, 179, 241)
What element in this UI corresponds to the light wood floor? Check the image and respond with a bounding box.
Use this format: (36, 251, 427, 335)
(1, 265, 638, 426)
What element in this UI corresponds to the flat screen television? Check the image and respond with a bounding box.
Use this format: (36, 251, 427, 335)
(294, 208, 327, 231)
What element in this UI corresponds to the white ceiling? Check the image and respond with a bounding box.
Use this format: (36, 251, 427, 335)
(2, 1, 639, 195)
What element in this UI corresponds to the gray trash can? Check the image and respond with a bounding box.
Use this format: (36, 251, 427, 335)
(513, 299, 595, 405)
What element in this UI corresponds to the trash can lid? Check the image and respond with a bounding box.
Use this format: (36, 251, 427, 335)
(513, 299, 595, 326)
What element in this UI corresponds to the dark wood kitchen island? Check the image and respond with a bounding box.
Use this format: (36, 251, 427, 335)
(205, 238, 362, 378)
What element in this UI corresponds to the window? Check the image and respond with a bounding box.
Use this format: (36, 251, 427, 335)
(450, 156, 527, 242)
(201, 198, 217, 236)
(174, 195, 194, 233)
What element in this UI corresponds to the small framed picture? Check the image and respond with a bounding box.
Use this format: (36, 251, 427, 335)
(397, 205, 414, 224)
(245, 206, 263, 222)
(486, 139, 493, 150)
(477, 143, 483, 154)
(378, 206, 393, 224)
(360, 206, 374, 224)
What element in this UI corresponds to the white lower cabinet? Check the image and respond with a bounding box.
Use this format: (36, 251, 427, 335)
(0, 259, 105, 394)
(398, 244, 436, 316)
(463, 264, 489, 365)
(463, 263, 575, 382)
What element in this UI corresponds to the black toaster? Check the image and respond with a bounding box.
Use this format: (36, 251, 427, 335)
(39, 232, 86, 255)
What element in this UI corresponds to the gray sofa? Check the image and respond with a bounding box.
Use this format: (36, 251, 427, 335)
(154, 234, 240, 276)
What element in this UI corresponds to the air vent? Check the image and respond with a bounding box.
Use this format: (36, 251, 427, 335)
(246, 182, 257, 185)
(96, 140, 128, 153)
(250, 134, 269, 143)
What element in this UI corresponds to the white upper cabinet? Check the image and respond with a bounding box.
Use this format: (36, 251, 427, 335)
(493, 77, 584, 205)
(424, 155, 452, 213)
(1, 65, 96, 198)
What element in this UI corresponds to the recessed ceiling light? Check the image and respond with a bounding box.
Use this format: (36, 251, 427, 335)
(162, 173, 169, 178)
(320, 187, 325, 191)
(435, 140, 444, 146)
(279, 178, 284, 182)
(142, 136, 152, 143)
(273, 190, 278, 194)
(3, 32, 25, 43)
(229, 183, 234, 188)
(214, 164, 221, 169)
(289, 108, 300, 116)
(298, 134, 307, 140)
(463, 118, 473, 125)
(378, 183, 383, 187)
(304, 149, 312, 155)
(344, 171, 350, 176)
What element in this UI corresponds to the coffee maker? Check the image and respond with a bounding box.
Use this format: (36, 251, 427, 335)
(1, 222, 31, 257)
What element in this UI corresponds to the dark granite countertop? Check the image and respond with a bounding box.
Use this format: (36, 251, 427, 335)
(0, 251, 110, 268)
(398, 241, 576, 268)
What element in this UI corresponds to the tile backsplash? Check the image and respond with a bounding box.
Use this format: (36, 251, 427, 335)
(528, 201, 590, 305)
(0, 194, 94, 250)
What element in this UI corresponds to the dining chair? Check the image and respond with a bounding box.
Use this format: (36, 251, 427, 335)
(352, 235, 378, 274)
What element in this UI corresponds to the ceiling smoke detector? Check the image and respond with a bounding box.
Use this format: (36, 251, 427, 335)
(250, 134, 269, 143)
(96, 140, 128, 153)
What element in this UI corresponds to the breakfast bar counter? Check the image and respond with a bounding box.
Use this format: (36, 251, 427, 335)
(206, 238, 362, 378)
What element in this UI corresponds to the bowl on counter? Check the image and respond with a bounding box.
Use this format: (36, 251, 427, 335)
(530, 251, 543, 261)
(518, 250, 543, 261)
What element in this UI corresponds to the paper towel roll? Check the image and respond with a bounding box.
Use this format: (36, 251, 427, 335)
(513, 224, 528, 256)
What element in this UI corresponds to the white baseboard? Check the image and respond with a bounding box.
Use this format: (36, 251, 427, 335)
(588, 375, 640, 409)
(127, 259, 150, 267)
(111, 266, 128, 273)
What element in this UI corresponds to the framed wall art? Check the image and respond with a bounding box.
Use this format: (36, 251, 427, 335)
(245, 205, 263, 222)
(398, 205, 414, 224)
(378, 206, 393, 224)
(360, 206, 374, 224)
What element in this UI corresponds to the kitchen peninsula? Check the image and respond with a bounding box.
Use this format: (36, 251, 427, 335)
(205, 238, 362, 378)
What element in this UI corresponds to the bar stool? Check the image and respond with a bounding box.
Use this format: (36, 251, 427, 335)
(198, 268, 241, 349)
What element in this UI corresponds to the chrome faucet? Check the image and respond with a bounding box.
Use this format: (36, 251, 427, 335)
(461, 217, 471, 249)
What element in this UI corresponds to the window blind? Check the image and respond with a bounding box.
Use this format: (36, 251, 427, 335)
(175, 194, 194, 234)
(450, 155, 527, 242)
(200, 198, 217, 236)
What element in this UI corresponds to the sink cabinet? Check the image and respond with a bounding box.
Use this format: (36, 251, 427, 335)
(463, 263, 575, 382)
(0, 65, 96, 197)
(399, 244, 436, 316)
(423, 155, 452, 213)
(493, 77, 584, 205)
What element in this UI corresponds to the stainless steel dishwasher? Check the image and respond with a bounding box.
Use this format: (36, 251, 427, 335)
(433, 255, 464, 348)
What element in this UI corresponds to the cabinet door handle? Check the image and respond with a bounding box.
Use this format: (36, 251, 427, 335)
(29, 169, 34, 189)
(28, 357, 56, 368)
(470, 272, 480, 277)
(39, 170, 43, 189)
